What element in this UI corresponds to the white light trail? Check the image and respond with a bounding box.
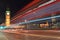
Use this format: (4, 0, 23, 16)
(19, 15, 60, 24)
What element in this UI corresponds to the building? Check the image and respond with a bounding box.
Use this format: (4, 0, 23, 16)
(5, 8, 10, 27)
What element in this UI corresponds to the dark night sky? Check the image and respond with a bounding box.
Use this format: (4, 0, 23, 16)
(0, 0, 33, 24)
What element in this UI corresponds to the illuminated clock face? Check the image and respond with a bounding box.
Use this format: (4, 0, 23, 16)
(7, 12, 10, 15)
(6, 11, 10, 15)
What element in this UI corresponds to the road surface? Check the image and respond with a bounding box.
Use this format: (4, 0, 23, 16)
(0, 30, 60, 40)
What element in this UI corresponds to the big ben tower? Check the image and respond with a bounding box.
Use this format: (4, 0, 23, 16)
(5, 8, 10, 27)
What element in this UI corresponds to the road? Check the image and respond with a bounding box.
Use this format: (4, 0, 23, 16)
(0, 30, 60, 40)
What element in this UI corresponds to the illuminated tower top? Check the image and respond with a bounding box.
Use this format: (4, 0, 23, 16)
(6, 8, 10, 15)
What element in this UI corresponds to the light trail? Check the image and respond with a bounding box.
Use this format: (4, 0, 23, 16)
(19, 15, 60, 24)
(24, 33, 60, 39)
(38, 0, 56, 8)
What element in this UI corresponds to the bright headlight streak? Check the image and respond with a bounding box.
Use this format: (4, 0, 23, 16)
(38, 0, 56, 8)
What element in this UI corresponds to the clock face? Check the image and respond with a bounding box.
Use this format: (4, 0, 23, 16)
(7, 12, 10, 15)
(6, 11, 10, 15)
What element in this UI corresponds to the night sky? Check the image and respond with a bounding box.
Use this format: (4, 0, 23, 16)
(0, 0, 33, 24)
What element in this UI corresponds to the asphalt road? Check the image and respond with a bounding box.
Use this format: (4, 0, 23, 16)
(0, 30, 60, 40)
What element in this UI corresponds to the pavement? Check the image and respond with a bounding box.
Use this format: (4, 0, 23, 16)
(0, 32, 8, 40)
